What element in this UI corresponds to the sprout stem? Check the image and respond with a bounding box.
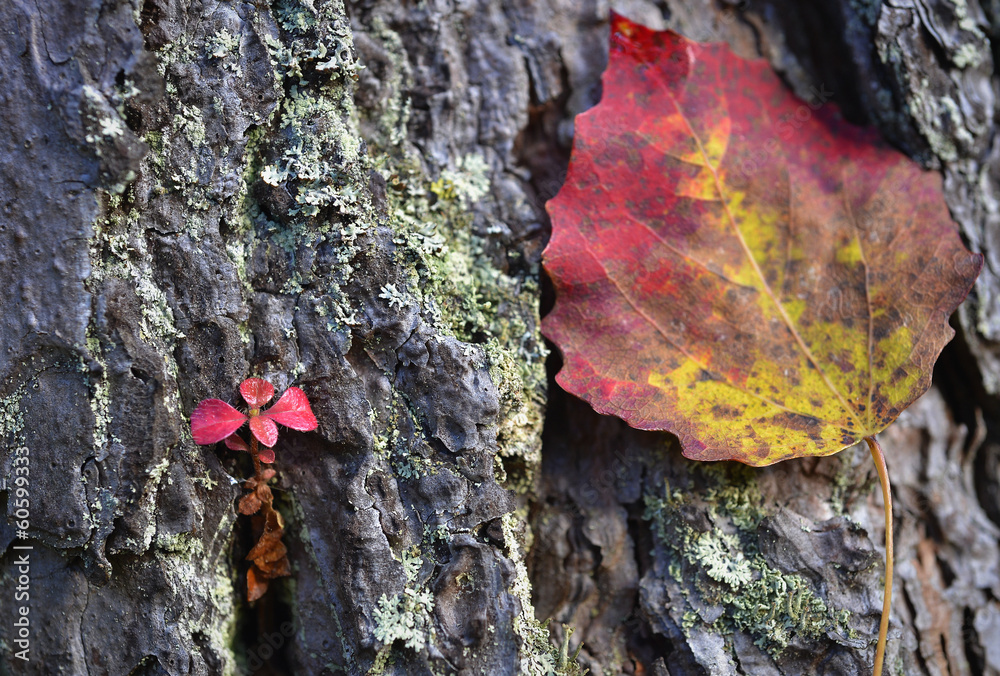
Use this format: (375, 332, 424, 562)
(250, 436, 262, 481)
(864, 435, 892, 676)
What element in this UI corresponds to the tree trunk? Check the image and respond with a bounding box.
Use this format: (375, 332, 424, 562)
(1, 0, 997, 675)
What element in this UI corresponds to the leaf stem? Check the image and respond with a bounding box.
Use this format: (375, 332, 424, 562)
(864, 435, 893, 676)
(250, 436, 262, 482)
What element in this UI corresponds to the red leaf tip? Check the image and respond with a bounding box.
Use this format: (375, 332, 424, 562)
(240, 378, 275, 408)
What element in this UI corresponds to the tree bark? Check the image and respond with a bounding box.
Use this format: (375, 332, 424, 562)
(0, 1, 998, 675)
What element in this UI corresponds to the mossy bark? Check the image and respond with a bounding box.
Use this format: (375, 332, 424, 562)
(0, 0, 998, 675)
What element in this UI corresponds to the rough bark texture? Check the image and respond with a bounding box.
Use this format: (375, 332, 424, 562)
(0, 1, 998, 675)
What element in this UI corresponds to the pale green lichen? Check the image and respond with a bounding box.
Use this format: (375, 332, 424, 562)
(90, 195, 186, 346)
(155, 529, 200, 554)
(265, 86, 364, 218)
(81, 84, 127, 147)
(154, 526, 239, 676)
(353, 16, 547, 484)
(486, 338, 546, 491)
(172, 105, 207, 149)
(423, 523, 450, 545)
(155, 34, 197, 78)
(87, 183, 181, 546)
(339, 11, 559, 669)
(191, 471, 219, 490)
(696, 531, 754, 587)
(369, 547, 437, 673)
(275, 0, 319, 33)
(88, 189, 188, 504)
(208, 29, 240, 58)
(874, 23, 985, 165)
(359, 16, 411, 147)
(938, 95, 976, 149)
(258, 10, 367, 223)
(953, 42, 983, 69)
(378, 283, 407, 309)
(828, 445, 877, 517)
(207, 28, 243, 75)
(502, 513, 586, 676)
(951, 0, 986, 37)
(147, 457, 172, 484)
(374, 149, 547, 488)
(394, 454, 433, 480)
(0, 382, 26, 447)
(80, 324, 122, 552)
(643, 464, 853, 657)
(373, 580, 435, 651)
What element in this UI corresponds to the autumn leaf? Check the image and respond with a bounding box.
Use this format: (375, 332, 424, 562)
(244, 483, 292, 601)
(247, 529, 288, 567)
(246, 566, 268, 603)
(238, 492, 263, 516)
(542, 14, 982, 467)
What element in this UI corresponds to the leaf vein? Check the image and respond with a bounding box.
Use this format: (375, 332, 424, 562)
(663, 89, 868, 432)
(584, 235, 852, 427)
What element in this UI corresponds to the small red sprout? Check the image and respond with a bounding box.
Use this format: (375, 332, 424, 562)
(190, 377, 317, 463)
(190, 377, 317, 601)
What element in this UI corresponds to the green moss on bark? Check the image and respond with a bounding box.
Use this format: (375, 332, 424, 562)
(643, 464, 855, 657)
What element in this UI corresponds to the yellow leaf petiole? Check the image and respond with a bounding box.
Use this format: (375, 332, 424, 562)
(864, 436, 892, 676)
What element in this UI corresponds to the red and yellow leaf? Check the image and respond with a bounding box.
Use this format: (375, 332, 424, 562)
(542, 14, 982, 466)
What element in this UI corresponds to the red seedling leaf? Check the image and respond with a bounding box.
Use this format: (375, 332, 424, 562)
(240, 377, 275, 408)
(224, 433, 250, 453)
(262, 386, 318, 431)
(250, 415, 279, 448)
(542, 14, 982, 466)
(190, 399, 248, 445)
(204, 375, 304, 603)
